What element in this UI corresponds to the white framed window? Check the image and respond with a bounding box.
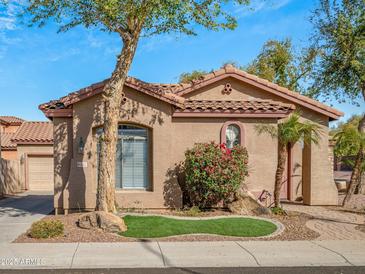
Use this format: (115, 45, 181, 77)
(96, 125, 150, 190)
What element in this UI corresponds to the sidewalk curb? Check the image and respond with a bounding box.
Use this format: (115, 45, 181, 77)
(0, 240, 364, 269)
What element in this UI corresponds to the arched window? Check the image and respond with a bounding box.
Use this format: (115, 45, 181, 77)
(97, 124, 150, 189)
(221, 121, 245, 148)
(226, 124, 240, 149)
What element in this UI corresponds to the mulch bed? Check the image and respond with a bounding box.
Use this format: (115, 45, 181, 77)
(356, 224, 365, 233)
(14, 210, 319, 243)
(266, 212, 320, 241)
(14, 213, 134, 243)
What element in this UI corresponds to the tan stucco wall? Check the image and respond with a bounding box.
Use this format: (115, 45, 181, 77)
(53, 118, 73, 211)
(62, 87, 174, 210)
(187, 77, 338, 204)
(186, 78, 286, 101)
(170, 118, 278, 198)
(0, 158, 21, 195)
(54, 77, 338, 210)
(59, 92, 279, 210)
(300, 111, 338, 205)
(1, 150, 18, 160)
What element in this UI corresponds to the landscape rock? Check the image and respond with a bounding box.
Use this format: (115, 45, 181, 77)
(78, 211, 127, 233)
(228, 186, 271, 216)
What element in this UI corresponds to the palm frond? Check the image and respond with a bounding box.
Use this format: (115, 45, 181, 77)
(300, 121, 322, 145)
(255, 112, 322, 147)
(255, 124, 278, 139)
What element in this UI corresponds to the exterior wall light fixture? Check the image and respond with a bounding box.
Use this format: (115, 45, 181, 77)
(78, 137, 85, 154)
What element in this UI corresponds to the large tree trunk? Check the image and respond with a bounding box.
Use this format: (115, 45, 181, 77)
(342, 148, 364, 206)
(358, 172, 365, 195)
(343, 87, 365, 207)
(274, 142, 287, 207)
(96, 34, 141, 212)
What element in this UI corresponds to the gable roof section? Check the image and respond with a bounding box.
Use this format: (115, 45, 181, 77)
(12, 122, 53, 145)
(174, 65, 343, 120)
(39, 77, 185, 118)
(39, 65, 343, 120)
(1, 133, 17, 150)
(0, 116, 24, 126)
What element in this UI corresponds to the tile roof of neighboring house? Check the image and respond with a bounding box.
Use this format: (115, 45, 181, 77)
(12, 122, 53, 145)
(0, 116, 24, 125)
(39, 65, 343, 120)
(1, 133, 17, 150)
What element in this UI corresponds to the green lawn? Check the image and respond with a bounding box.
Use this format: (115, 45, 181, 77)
(120, 215, 277, 238)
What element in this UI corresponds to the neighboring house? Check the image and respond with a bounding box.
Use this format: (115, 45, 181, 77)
(0, 116, 24, 160)
(0, 116, 54, 192)
(39, 65, 343, 214)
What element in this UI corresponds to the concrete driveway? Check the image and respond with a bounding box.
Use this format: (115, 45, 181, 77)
(0, 191, 53, 243)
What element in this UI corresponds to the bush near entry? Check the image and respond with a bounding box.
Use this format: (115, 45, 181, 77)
(184, 142, 249, 208)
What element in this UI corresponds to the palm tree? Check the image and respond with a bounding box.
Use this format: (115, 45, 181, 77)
(334, 123, 365, 206)
(256, 113, 321, 207)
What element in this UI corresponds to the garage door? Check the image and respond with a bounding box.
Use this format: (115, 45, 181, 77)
(28, 156, 54, 191)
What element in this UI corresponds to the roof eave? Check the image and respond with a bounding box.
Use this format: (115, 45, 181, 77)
(172, 110, 293, 118)
(0, 147, 17, 150)
(14, 141, 54, 145)
(42, 109, 73, 119)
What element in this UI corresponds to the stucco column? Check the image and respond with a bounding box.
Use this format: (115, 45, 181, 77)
(302, 127, 338, 205)
(53, 118, 73, 213)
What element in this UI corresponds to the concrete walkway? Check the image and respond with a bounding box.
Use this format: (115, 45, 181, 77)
(0, 240, 364, 269)
(0, 191, 53, 243)
(283, 204, 365, 240)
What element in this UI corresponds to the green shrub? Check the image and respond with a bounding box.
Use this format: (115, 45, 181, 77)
(29, 220, 64, 239)
(176, 206, 202, 217)
(271, 207, 286, 215)
(184, 142, 249, 208)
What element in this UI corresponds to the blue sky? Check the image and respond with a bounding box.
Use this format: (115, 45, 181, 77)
(0, 0, 363, 123)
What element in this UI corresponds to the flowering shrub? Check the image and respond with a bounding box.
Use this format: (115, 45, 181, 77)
(184, 142, 249, 208)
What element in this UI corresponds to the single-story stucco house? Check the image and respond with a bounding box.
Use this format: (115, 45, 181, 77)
(0, 116, 54, 192)
(39, 65, 343, 214)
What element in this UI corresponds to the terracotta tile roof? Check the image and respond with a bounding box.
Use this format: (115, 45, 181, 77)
(39, 77, 185, 112)
(174, 65, 343, 120)
(0, 116, 24, 125)
(12, 122, 53, 145)
(181, 100, 295, 112)
(1, 133, 17, 150)
(39, 65, 343, 120)
(173, 99, 295, 118)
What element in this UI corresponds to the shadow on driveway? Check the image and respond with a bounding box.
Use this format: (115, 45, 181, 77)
(0, 192, 53, 217)
(0, 192, 53, 243)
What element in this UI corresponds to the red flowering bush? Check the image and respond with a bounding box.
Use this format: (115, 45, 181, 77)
(184, 142, 249, 208)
